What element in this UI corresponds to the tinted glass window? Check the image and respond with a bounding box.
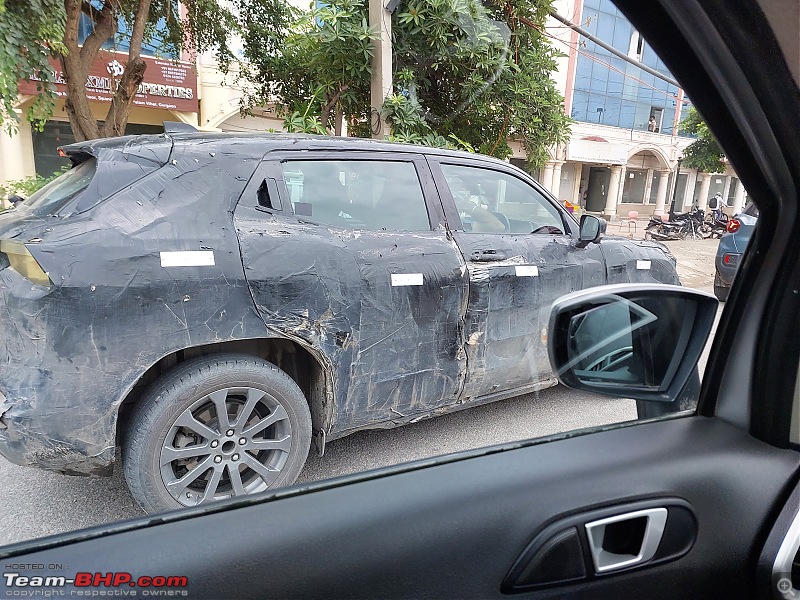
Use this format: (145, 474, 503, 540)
(280, 160, 431, 232)
(440, 164, 565, 234)
(22, 158, 97, 217)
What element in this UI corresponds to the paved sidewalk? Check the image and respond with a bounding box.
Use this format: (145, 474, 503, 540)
(661, 238, 718, 292)
(601, 218, 718, 292)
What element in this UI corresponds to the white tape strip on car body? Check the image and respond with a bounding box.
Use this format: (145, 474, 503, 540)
(636, 260, 652, 270)
(391, 273, 424, 286)
(160, 251, 216, 267)
(515, 265, 540, 277)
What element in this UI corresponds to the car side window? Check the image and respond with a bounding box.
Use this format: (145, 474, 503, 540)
(440, 163, 565, 235)
(280, 160, 432, 232)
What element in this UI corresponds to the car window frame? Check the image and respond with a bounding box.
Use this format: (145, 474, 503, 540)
(261, 150, 448, 233)
(426, 156, 580, 237)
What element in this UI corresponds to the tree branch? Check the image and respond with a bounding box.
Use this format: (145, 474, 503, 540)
(321, 84, 350, 114)
(489, 108, 511, 156)
(62, 0, 100, 140)
(103, 0, 152, 137)
(80, 0, 117, 64)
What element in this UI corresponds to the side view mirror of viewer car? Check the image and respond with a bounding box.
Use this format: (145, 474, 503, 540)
(548, 284, 718, 403)
(579, 214, 607, 244)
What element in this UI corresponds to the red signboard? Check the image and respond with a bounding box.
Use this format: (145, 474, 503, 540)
(18, 51, 198, 113)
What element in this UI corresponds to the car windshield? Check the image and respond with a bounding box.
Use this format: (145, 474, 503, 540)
(1, 0, 796, 577)
(19, 158, 96, 217)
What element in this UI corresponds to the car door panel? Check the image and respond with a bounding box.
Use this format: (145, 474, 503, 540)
(428, 158, 606, 398)
(3, 418, 797, 599)
(234, 153, 468, 436)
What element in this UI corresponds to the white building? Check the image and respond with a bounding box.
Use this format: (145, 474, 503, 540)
(517, 0, 747, 219)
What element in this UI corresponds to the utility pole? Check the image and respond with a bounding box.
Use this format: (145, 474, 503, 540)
(369, 0, 392, 139)
(669, 156, 683, 215)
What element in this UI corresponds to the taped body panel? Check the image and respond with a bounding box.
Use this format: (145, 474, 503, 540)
(0, 137, 269, 474)
(234, 200, 468, 434)
(600, 237, 680, 285)
(454, 232, 607, 400)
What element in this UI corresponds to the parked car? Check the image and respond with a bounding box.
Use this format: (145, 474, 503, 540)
(714, 201, 759, 301)
(0, 133, 680, 513)
(1, 0, 799, 598)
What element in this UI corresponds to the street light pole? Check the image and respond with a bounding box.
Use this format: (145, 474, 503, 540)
(669, 156, 683, 216)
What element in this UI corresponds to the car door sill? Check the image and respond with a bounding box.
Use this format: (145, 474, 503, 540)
(327, 377, 559, 441)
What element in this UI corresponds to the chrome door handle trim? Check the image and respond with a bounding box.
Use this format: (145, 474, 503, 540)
(585, 507, 669, 573)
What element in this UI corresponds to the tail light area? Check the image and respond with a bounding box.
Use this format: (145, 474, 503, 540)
(727, 218, 742, 233)
(0, 240, 51, 286)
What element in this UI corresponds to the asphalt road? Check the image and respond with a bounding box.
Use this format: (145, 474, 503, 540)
(0, 238, 719, 548)
(0, 386, 637, 547)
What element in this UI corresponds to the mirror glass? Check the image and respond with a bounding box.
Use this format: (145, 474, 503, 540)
(580, 215, 601, 241)
(560, 294, 698, 390)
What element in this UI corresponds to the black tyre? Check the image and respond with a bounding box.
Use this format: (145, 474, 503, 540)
(714, 272, 730, 302)
(123, 354, 312, 514)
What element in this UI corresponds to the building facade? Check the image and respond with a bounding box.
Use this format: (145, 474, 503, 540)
(2, 0, 748, 220)
(525, 0, 747, 219)
(0, 1, 298, 192)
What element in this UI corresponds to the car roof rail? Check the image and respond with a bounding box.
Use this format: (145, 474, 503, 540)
(163, 121, 198, 135)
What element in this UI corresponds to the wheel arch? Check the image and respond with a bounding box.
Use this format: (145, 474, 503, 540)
(115, 338, 334, 449)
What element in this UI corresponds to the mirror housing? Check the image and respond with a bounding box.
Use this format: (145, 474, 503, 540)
(579, 214, 606, 244)
(548, 284, 717, 403)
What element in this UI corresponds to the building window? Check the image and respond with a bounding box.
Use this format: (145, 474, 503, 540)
(621, 169, 648, 203)
(727, 178, 739, 206)
(629, 31, 644, 62)
(648, 107, 663, 132)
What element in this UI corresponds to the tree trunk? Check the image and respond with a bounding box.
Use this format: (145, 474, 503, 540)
(334, 104, 343, 136)
(102, 58, 147, 137)
(60, 0, 152, 140)
(102, 0, 152, 137)
(61, 0, 102, 140)
(322, 86, 349, 136)
(61, 0, 118, 140)
(320, 96, 333, 135)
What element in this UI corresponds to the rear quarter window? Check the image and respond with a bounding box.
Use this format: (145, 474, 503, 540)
(23, 159, 97, 217)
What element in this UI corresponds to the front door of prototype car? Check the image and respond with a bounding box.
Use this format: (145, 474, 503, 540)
(429, 158, 607, 399)
(234, 152, 469, 433)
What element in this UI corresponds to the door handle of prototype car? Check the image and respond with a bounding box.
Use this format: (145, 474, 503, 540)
(470, 249, 509, 262)
(585, 508, 668, 573)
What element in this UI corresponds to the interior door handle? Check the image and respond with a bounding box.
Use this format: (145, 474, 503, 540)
(585, 508, 668, 573)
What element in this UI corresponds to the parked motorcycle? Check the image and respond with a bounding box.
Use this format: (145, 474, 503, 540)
(645, 209, 712, 240)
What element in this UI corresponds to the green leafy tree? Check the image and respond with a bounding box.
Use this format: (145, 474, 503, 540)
(0, 0, 237, 140)
(0, 165, 68, 209)
(679, 106, 726, 173)
(386, 0, 571, 167)
(237, 0, 375, 135)
(237, 0, 570, 168)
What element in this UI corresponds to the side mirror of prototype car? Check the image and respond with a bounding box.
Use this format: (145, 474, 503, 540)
(548, 284, 718, 403)
(579, 215, 606, 244)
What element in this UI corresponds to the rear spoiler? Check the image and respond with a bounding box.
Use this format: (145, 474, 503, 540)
(163, 121, 198, 135)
